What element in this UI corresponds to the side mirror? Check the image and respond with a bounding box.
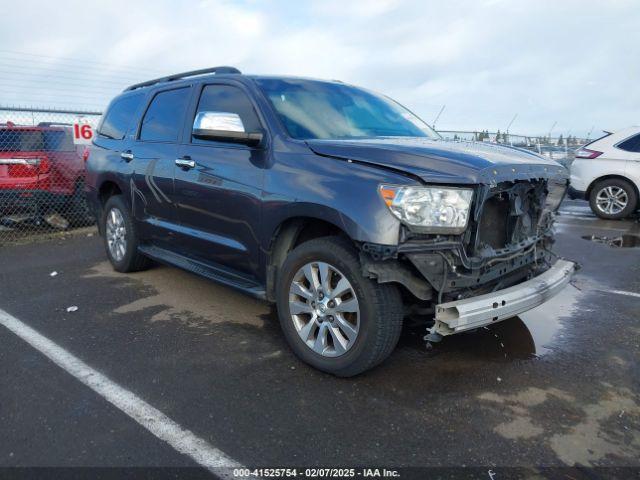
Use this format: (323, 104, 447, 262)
(192, 111, 263, 147)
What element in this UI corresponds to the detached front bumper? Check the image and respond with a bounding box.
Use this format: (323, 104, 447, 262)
(433, 259, 576, 336)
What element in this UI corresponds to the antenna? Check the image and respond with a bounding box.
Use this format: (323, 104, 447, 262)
(432, 105, 445, 130)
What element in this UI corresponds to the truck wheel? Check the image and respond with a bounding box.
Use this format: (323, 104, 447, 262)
(276, 237, 403, 377)
(101, 195, 150, 273)
(589, 178, 638, 219)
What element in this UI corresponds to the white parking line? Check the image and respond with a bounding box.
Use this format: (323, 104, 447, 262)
(556, 215, 598, 221)
(557, 211, 595, 218)
(599, 289, 640, 299)
(559, 207, 592, 214)
(0, 308, 243, 477)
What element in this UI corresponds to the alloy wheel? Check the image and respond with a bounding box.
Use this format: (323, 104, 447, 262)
(106, 207, 127, 262)
(595, 186, 628, 215)
(288, 261, 360, 357)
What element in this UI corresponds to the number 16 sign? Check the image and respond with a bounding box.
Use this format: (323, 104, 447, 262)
(73, 121, 94, 145)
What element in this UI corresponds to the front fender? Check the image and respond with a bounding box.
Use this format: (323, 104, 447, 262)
(262, 151, 410, 247)
(284, 201, 400, 244)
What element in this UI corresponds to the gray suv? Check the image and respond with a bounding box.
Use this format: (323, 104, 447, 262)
(86, 66, 576, 376)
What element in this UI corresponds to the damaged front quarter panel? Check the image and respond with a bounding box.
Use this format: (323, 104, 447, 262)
(404, 179, 565, 296)
(359, 176, 576, 332)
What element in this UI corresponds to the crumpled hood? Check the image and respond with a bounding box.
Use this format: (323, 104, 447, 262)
(305, 137, 568, 185)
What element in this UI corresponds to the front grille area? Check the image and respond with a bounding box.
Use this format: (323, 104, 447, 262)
(473, 180, 546, 255)
(477, 195, 511, 249)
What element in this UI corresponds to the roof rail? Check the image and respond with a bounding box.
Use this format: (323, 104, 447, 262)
(124, 66, 242, 91)
(37, 122, 73, 127)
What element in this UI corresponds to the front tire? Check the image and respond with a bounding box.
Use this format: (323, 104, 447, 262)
(101, 195, 150, 272)
(276, 237, 403, 377)
(589, 178, 638, 219)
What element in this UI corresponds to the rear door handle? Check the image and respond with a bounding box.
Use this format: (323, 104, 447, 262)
(120, 151, 134, 162)
(175, 157, 196, 169)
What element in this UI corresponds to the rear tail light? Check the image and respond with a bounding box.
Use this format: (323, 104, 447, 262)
(2, 157, 50, 177)
(38, 156, 51, 173)
(575, 148, 603, 159)
(7, 163, 35, 177)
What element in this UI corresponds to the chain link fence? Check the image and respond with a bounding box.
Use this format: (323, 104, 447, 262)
(0, 106, 587, 244)
(0, 107, 101, 243)
(437, 130, 588, 167)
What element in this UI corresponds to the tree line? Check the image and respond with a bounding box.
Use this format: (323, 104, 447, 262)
(450, 130, 584, 146)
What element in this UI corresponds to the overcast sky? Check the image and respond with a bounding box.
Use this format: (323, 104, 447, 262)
(1, 0, 637, 137)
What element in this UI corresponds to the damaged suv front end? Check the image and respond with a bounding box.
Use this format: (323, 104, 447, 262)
(359, 158, 576, 339)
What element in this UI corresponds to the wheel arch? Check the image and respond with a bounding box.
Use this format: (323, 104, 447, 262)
(265, 215, 353, 301)
(98, 179, 125, 205)
(94, 178, 127, 235)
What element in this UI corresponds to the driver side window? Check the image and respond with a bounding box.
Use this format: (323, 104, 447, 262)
(192, 85, 262, 144)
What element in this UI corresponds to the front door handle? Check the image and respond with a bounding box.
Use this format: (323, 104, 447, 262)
(120, 151, 134, 162)
(175, 157, 196, 169)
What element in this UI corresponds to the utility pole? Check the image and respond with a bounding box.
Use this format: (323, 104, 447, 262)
(432, 105, 445, 131)
(548, 121, 557, 143)
(587, 125, 595, 140)
(505, 113, 518, 146)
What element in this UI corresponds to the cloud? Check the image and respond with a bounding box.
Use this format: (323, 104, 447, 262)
(0, 0, 638, 136)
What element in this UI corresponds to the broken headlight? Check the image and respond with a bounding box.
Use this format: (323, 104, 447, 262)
(379, 185, 473, 234)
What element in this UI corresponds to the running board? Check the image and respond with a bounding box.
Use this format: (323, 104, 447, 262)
(138, 245, 267, 300)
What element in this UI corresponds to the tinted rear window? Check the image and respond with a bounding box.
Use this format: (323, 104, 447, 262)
(617, 133, 640, 153)
(99, 93, 144, 140)
(43, 130, 75, 151)
(140, 87, 191, 142)
(0, 129, 76, 152)
(0, 129, 47, 152)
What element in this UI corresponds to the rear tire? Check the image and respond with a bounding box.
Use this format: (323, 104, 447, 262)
(589, 178, 637, 219)
(276, 237, 403, 377)
(101, 195, 150, 273)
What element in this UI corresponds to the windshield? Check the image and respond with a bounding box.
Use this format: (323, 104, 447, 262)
(256, 78, 440, 141)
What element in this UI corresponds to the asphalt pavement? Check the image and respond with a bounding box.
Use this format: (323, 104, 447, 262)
(0, 200, 638, 476)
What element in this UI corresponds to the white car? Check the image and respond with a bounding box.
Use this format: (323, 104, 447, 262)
(569, 126, 640, 219)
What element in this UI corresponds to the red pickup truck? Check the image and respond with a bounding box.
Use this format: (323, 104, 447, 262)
(0, 122, 89, 227)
